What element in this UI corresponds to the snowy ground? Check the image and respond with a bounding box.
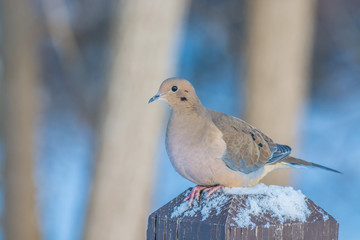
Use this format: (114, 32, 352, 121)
(1, 10, 358, 240)
(171, 184, 313, 228)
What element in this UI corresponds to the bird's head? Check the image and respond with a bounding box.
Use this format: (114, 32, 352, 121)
(148, 78, 201, 109)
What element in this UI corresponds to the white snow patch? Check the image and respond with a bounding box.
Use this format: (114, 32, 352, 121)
(171, 184, 310, 229)
(318, 208, 329, 222)
(224, 183, 310, 228)
(200, 194, 229, 220)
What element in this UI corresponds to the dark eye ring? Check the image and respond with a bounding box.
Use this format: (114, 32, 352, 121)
(171, 86, 178, 92)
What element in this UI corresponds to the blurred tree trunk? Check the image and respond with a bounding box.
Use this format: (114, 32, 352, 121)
(0, 0, 40, 240)
(245, 0, 316, 185)
(84, 1, 189, 240)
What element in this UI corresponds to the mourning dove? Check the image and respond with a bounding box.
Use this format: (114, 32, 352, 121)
(149, 78, 340, 206)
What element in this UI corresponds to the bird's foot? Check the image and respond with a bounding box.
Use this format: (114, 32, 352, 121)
(184, 185, 206, 206)
(203, 185, 224, 198)
(184, 185, 224, 207)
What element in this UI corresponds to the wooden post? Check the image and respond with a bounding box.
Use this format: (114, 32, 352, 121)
(147, 187, 338, 240)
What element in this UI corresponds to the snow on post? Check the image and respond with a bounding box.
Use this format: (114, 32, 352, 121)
(147, 184, 338, 240)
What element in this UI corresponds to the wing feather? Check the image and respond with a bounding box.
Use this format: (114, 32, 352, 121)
(209, 110, 291, 174)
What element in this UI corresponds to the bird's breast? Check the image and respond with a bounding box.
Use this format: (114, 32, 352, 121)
(165, 118, 227, 185)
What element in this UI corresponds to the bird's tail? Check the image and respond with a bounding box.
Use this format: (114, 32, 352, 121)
(281, 156, 342, 174)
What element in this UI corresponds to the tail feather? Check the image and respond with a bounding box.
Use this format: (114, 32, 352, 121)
(281, 156, 342, 174)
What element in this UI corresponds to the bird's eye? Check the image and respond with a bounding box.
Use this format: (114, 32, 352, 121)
(171, 86, 178, 92)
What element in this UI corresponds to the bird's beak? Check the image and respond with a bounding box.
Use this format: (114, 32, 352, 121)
(148, 93, 164, 104)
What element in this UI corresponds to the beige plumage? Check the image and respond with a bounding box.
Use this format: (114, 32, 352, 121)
(149, 78, 340, 205)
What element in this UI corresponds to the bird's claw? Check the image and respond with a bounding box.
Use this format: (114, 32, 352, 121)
(184, 185, 206, 206)
(204, 185, 224, 198)
(184, 185, 224, 207)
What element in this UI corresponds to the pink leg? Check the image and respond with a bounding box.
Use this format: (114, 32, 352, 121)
(184, 185, 224, 206)
(184, 185, 206, 206)
(203, 185, 224, 198)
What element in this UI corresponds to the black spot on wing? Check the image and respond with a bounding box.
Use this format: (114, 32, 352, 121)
(232, 126, 239, 131)
(250, 132, 256, 141)
(266, 144, 291, 164)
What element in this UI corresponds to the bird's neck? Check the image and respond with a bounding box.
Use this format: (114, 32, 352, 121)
(167, 104, 209, 138)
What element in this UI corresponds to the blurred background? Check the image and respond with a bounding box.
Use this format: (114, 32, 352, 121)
(0, 0, 359, 239)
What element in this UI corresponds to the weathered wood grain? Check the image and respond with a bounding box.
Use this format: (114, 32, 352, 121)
(147, 188, 338, 240)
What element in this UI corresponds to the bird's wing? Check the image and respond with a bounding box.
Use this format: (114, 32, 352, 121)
(209, 110, 291, 174)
